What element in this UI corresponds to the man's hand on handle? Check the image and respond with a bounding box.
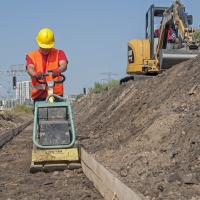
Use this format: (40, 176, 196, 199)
(34, 71, 44, 80)
(52, 68, 61, 78)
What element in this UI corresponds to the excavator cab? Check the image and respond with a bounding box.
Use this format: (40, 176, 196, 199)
(145, 5, 168, 62)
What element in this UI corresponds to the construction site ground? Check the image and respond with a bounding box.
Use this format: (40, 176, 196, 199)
(0, 111, 26, 132)
(74, 56, 200, 200)
(1, 57, 200, 200)
(0, 115, 102, 200)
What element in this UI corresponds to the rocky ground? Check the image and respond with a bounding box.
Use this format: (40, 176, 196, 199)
(74, 56, 200, 200)
(0, 111, 27, 132)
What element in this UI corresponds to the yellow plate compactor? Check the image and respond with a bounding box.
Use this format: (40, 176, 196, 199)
(30, 72, 81, 173)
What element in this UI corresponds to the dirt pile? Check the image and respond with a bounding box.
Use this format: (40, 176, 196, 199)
(74, 56, 200, 200)
(0, 111, 27, 132)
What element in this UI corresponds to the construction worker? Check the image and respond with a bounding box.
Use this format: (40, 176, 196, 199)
(154, 24, 161, 38)
(167, 23, 177, 43)
(26, 28, 68, 104)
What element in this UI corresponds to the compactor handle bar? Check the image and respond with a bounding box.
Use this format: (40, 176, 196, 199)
(37, 70, 65, 85)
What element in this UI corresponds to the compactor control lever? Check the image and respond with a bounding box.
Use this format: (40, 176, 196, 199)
(36, 70, 66, 102)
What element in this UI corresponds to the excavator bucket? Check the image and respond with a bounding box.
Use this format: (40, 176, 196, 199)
(159, 48, 200, 70)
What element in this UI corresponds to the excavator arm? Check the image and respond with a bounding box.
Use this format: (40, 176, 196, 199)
(156, 0, 199, 69)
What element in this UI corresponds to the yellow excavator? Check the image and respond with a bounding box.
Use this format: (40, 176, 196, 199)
(121, 0, 200, 83)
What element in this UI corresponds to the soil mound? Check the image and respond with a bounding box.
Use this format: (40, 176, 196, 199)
(0, 111, 27, 132)
(74, 56, 200, 200)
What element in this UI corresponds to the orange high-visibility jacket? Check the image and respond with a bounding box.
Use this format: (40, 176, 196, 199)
(27, 48, 64, 100)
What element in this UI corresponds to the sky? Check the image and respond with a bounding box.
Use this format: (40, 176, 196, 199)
(0, 0, 199, 96)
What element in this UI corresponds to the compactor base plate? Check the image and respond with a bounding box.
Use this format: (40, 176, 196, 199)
(30, 148, 81, 173)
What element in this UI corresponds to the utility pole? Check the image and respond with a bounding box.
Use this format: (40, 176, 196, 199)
(0, 64, 27, 99)
(100, 72, 119, 82)
(10, 64, 27, 78)
(0, 64, 30, 108)
(10, 64, 27, 89)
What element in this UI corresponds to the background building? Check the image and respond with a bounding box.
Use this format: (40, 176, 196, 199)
(16, 81, 31, 104)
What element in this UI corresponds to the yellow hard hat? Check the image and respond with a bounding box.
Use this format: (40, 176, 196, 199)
(36, 28, 55, 48)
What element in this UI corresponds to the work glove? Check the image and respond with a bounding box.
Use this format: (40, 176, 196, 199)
(52, 68, 61, 78)
(33, 71, 44, 80)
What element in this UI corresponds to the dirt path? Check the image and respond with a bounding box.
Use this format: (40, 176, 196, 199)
(0, 124, 102, 200)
